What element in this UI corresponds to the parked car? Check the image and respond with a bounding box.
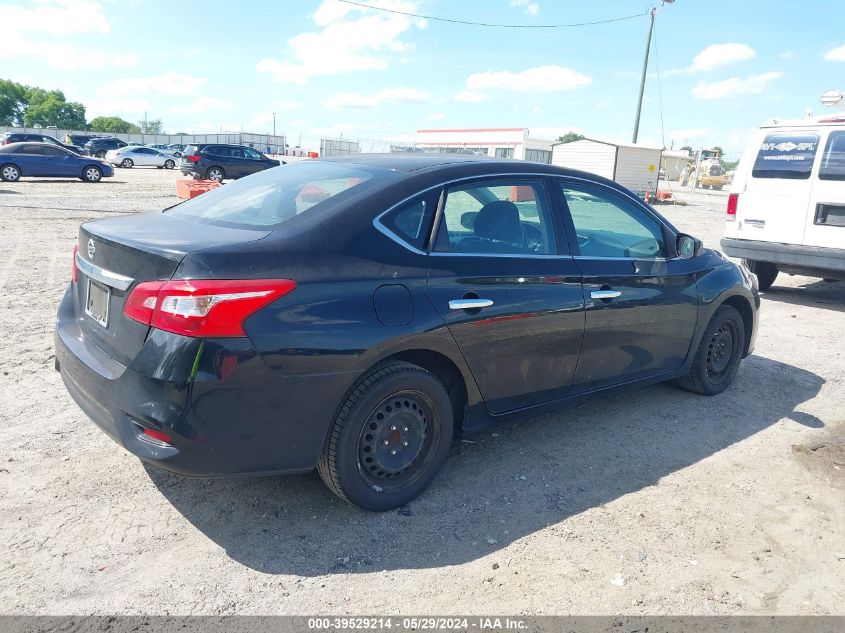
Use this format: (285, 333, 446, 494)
(180, 143, 280, 181)
(56, 155, 759, 511)
(66, 133, 102, 148)
(106, 146, 177, 169)
(0, 142, 113, 182)
(722, 115, 845, 289)
(1, 132, 84, 154)
(84, 137, 127, 158)
(167, 143, 186, 155)
(146, 144, 180, 158)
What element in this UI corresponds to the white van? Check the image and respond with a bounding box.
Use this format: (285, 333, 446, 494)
(721, 115, 845, 289)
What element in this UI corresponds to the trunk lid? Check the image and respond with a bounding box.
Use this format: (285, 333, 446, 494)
(74, 212, 270, 365)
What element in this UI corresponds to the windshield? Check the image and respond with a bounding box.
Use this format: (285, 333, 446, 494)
(165, 161, 389, 229)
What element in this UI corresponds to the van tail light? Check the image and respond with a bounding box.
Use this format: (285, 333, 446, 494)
(186, 154, 200, 163)
(727, 193, 739, 221)
(124, 279, 297, 338)
(72, 243, 79, 283)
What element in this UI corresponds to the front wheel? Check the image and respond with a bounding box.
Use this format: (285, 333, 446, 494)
(81, 166, 102, 182)
(742, 259, 778, 291)
(678, 305, 746, 395)
(164, 159, 175, 170)
(1, 164, 21, 182)
(318, 361, 454, 511)
(121, 158, 133, 168)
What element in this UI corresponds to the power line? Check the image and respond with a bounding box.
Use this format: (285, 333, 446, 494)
(336, 0, 648, 28)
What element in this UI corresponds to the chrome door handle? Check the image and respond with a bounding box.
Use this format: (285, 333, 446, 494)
(590, 290, 621, 300)
(449, 298, 494, 310)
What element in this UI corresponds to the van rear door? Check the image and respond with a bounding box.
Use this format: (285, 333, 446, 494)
(804, 128, 845, 249)
(738, 131, 820, 244)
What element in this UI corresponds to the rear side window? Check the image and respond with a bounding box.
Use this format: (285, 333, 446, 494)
(380, 193, 439, 250)
(752, 133, 819, 180)
(819, 131, 845, 181)
(166, 161, 384, 229)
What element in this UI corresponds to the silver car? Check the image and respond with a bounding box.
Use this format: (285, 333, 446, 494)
(105, 146, 177, 169)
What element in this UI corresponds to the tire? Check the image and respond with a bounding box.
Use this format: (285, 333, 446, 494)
(121, 158, 134, 168)
(678, 305, 746, 396)
(205, 166, 224, 182)
(713, 185, 723, 190)
(742, 259, 778, 291)
(1, 164, 21, 182)
(318, 361, 454, 511)
(95, 151, 106, 158)
(164, 159, 175, 170)
(81, 166, 102, 183)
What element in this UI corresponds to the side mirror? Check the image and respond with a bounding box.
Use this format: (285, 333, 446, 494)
(677, 233, 703, 259)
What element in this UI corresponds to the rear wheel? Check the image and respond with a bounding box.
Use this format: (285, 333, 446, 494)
(206, 166, 224, 181)
(742, 259, 778, 290)
(678, 305, 745, 395)
(81, 166, 102, 182)
(164, 159, 175, 170)
(318, 361, 453, 511)
(121, 158, 134, 168)
(95, 150, 106, 158)
(1, 164, 21, 182)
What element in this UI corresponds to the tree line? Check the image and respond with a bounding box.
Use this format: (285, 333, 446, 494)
(1, 79, 164, 134)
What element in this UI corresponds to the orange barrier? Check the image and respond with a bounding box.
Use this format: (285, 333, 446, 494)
(176, 178, 221, 199)
(656, 190, 673, 200)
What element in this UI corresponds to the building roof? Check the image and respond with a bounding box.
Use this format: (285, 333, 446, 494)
(551, 137, 662, 151)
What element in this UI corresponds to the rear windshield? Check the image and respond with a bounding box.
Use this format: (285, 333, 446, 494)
(819, 131, 845, 181)
(183, 145, 199, 155)
(752, 133, 819, 180)
(165, 161, 387, 229)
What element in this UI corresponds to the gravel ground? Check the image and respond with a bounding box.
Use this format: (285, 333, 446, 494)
(0, 168, 842, 615)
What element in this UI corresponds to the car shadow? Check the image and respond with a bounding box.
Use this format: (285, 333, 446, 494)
(146, 354, 823, 575)
(762, 279, 845, 314)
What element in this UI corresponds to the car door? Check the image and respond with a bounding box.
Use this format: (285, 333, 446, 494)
(243, 147, 271, 175)
(554, 178, 699, 388)
(226, 147, 246, 177)
(426, 176, 585, 414)
(13, 144, 44, 175)
(39, 145, 76, 176)
(805, 129, 845, 249)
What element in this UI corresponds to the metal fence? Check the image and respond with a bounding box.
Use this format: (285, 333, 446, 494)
(320, 138, 360, 157)
(0, 126, 287, 153)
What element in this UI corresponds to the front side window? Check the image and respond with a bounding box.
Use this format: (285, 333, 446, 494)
(166, 161, 384, 229)
(752, 133, 819, 180)
(561, 183, 666, 259)
(434, 180, 554, 255)
(819, 131, 845, 181)
(244, 148, 263, 160)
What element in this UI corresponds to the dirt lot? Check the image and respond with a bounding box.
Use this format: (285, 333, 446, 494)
(0, 168, 843, 615)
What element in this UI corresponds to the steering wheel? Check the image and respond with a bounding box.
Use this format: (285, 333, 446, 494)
(576, 233, 591, 249)
(521, 222, 544, 253)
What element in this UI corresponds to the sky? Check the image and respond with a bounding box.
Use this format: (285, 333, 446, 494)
(3, 0, 845, 158)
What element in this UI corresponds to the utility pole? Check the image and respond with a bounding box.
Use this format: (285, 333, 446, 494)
(632, 1, 673, 143)
(272, 112, 276, 136)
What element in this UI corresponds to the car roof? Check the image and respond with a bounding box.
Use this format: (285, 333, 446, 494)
(0, 141, 72, 151)
(320, 152, 565, 174)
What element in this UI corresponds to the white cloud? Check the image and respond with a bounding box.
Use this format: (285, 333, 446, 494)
(86, 99, 151, 118)
(256, 0, 426, 84)
(323, 87, 431, 110)
(2, 0, 111, 34)
(425, 112, 446, 121)
(101, 72, 207, 97)
(465, 65, 592, 94)
(778, 50, 794, 60)
(454, 90, 488, 103)
(823, 44, 845, 62)
(692, 72, 782, 100)
(510, 0, 539, 15)
(169, 97, 232, 114)
(689, 43, 756, 72)
(0, 36, 137, 70)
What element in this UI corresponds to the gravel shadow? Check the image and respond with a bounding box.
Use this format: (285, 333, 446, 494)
(761, 279, 845, 314)
(146, 354, 824, 575)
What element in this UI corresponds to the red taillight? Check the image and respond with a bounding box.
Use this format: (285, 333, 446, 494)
(186, 154, 200, 163)
(727, 193, 739, 220)
(123, 279, 296, 337)
(72, 243, 79, 283)
(141, 427, 171, 444)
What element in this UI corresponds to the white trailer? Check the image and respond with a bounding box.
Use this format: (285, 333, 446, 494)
(551, 138, 663, 193)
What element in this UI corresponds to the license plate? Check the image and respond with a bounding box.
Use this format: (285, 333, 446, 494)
(85, 279, 110, 328)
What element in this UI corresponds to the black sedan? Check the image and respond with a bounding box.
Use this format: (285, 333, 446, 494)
(55, 155, 759, 511)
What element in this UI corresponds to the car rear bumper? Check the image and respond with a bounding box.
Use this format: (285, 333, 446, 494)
(721, 238, 845, 272)
(54, 285, 355, 477)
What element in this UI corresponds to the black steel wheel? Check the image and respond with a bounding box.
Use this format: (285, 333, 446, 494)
(318, 361, 453, 511)
(678, 305, 745, 395)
